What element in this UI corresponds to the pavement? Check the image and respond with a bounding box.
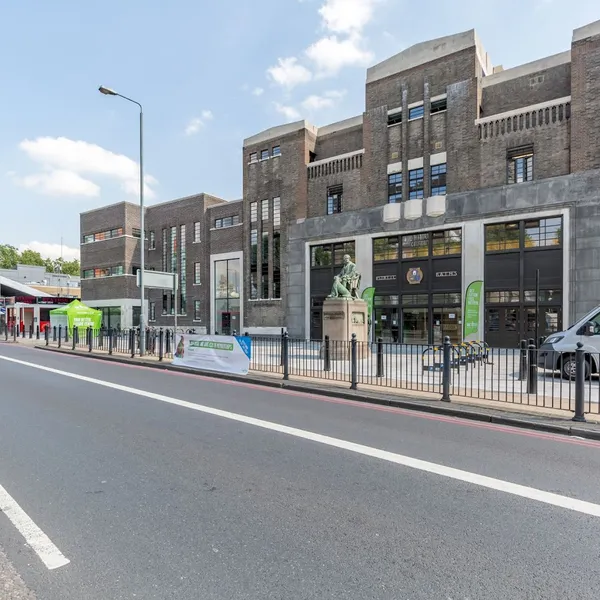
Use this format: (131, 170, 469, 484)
(2, 342, 600, 599)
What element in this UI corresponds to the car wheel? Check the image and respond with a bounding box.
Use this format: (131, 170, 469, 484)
(562, 355, 590, 380)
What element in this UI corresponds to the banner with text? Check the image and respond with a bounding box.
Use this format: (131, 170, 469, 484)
(172, 334, 252, 375)
(463, 280, 483, 339)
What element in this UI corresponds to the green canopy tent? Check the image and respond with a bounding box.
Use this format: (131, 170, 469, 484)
(49, 300, 102, 333)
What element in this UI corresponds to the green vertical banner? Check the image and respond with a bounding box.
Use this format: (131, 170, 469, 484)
(361, 287, 376, 339)
(463, 280, 483, 339)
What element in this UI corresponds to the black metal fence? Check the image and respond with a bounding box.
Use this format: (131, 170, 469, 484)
(31, 326, 600, 420)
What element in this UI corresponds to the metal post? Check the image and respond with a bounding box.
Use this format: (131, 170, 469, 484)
(158, 329, 164, 361)
(36, 325, 40, 340)
(573, 342, 586, 422)
(108, 328, 113, 355)
(324, 335, 331, 372)
(138, 108, 146, 356)
(350, 333, 358, 390)
(441, 336, 452, 402)
(376, 337, 384, 378)
(282, 332, 289, 381)
(88, 328, 93, 353)
(58, 325, 62, 348)
(130, 329, 136, 358)
(519, 339, 528, 381)
(535, 269, 540, 346)
(45, 326, 49, 346)
(99, 327, 104, 350)
(72, 327, 76, 350)
(280, 330, 284, 367)
(166, 329, 171, 356)
(53, 326, 57, 342)
(527, 343, 537, 394)
(29, 324, 33, 339)
(65, 325, 69, 343)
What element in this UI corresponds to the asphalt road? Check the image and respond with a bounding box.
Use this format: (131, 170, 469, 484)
(1, 343, 600, 599)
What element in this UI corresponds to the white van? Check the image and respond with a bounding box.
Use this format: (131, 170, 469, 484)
(538, 306, 600, 379)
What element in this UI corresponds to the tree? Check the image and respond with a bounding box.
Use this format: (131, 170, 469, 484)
(0, 244, 19, 269)
(19, 249, 46, 267)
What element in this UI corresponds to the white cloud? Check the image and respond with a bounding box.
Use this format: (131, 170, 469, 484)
(274, 102, 301, 121)
(15, 170, 100, 197)
(19, 241, 80, 262)
(301, 90, 346, 111)
(184, 110, 214, 136)
(318, 0, 378, 34)
(17, 136, 157, 199)
(305, 34, 374, 76)
(252, 87, 264, 96)
(267, 57, 312, 88)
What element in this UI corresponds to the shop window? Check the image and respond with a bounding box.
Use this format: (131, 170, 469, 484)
(401, 294, 428, 305)
(485, 291, 520, 303)
(524, 217, 561, 248)
(375, 295, 400, 306)
(524, 290, 561, 303)
(485, 222, 520, 252)
(432, 229, 461, 256)
(311, 245, 332, 267)
(432, 293, 461, 304)
(402, 233, 429, 259)
(373, 237, 399, 261)
(333, 241, 355, 265)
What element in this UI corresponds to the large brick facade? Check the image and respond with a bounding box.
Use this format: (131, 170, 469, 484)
(81, 20, 600, 336)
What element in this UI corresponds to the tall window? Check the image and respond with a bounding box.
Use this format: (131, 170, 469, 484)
(149, 231, 156, 250)
(430, 163, 447, 195)
(273, 197, 280, 227)
(261, 199, 269, 221)
(388, 173, 402, 203)
(162, 229, 168, 272)
(149, 302, 156, 322)
(214, 259, 241, 335)
(194, 300, 201, 321)
(250, 229, 258, 266)
(193, 221, 201, 243)
(162, 293, 168, 315)
(170, 227, 177, 273)
(327, 185, 343, 215)
(194, 262, 201, 285)
(179, 224, 186, 314)
(250, 229, 258, 300)
(507, 147, 533, 184)
(273, 197, 281, 299)
(261, 231, 269, 299)
(408, 169, 424, 199)
(250, 202, 257, 222)
(272, 145, 281, 157)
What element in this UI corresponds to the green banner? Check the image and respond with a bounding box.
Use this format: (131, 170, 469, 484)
(463, 280, 483, 338)
(361, 287, 375, 321)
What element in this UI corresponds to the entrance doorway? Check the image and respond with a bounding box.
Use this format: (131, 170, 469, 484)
(432, 307, 462, 345)
(221, 312, 232, 335)
(374, 307, 399, 342)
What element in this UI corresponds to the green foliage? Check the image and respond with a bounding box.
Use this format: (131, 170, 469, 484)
(0, 244, 80, 276)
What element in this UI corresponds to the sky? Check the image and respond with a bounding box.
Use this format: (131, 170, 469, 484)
(0, 0, 597, 262)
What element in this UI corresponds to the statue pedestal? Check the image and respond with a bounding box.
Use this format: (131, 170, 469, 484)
(321, 298, 369, 360)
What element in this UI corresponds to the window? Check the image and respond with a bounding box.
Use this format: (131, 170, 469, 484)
(249, 152, 258, 163)
(250, 229, 258, 266)
(327, 185, 343, 215)
(486, 222, 520, 252)
(333, 241, 355, 265)
(409, 105, 424, 120)
(162, 293, 168, 315)
(408, 168, 424, 199)
(524, 289, 561, 303)
(261, 199, 269, 221)
(524, 217, 561, 248)
(402, 294, 428, 305)
(180, 224, 186, 314)
(273, 269, 281, 300)
(387, 110, 402, 126)
(194, 262, 201, 285)
(82, 265, 124, 279)
(432, 229, 462, 256)
(149, 302, 156, 322)
(149, 231, 156, 250)
(507, 147, 533, 184)
(162, 229, 168, 271)
(273, 231, 281, 299)
(273, 197, 280, 227)
(194, 300, 201, 321)
(261, 149, 269, 160)
(311, 245, 333, 267)
(486, 291, 520, 303)
(215, 215, 240, 228)
(83, 235, 94, 244)
(262, 231, 269, 265)
(272, 145, 281, 157)
(388, 173, 402, 203)
(194, 222, 201, 243)
(250, 202, 257, 222)
(132, 228, 142, 238)
(432, 293, 461, 305)
(82, 228, 124, 243)
(250, 272, 258, 300)
(373, 237, 399, 261)
(430, 163, 447, 195)
(82, 269, 93, 279)
(430, 98, 447, 114)
(402, 233, 429, 259)
(170, 227, 177, 273)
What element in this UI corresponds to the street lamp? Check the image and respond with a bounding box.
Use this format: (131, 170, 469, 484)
(98, 85, 147, 356)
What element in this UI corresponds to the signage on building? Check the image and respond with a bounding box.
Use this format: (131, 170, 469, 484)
(324, 311, 345, 320)
(14, 296, 72, 305)
(464, 280, 483, 338)
(406, 268, 424, 285)
(172, 334, 251, 375)
(375, 275, 396, 281)
(435, 271, 458, 278)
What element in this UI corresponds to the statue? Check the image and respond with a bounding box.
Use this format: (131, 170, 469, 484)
(328, 255, 361, 299)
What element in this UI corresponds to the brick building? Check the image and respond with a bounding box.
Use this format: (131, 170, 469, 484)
(81, 19, 600, 346)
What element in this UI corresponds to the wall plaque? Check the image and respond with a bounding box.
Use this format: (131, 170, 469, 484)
(351, 312, 365, 325)
(324, 312, 345, 320)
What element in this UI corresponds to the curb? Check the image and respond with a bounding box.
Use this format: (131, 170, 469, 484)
(34, 345, 600, 442)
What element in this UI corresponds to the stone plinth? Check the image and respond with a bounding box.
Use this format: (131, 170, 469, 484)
(322, 298, 369, 360)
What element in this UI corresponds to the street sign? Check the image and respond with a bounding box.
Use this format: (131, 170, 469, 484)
(136, 270, 177, 290)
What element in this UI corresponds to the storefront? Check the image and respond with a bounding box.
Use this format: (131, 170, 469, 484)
(483, 216, 563, 347)
(371, 229, 462, 344)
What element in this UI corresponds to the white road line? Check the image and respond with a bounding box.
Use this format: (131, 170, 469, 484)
(2, 354, 600, 519)
(0, 483, 70, 570)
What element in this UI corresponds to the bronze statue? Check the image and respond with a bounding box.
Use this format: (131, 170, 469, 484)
(328, 255, 361, 299)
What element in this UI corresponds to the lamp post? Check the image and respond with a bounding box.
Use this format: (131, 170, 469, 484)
(98, 85, 146, 355)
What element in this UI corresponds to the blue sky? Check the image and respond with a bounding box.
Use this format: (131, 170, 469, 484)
(0, 0, 597, 261)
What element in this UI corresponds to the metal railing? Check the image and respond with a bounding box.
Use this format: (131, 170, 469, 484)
(36, 327, 599, 420)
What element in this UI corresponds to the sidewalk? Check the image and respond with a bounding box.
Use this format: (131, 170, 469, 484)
(15, 337, 600, 441)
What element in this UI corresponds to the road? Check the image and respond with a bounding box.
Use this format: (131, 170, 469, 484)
(1, 343, 600, 599)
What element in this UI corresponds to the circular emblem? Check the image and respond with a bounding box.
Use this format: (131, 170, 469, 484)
(406, 267, 424, 285)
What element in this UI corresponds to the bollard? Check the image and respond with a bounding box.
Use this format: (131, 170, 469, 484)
(45, 326, 49, 346)
(573, 342, 587, 422)
(88, 328, 93, 353)
(28, 324, 32, 339)
(13, 324, 16, 341)
(441, 336, 452, 402)
(519, 340, 528, 381)
(65, 325, 69, 343)
(158, 329, 164, 361)
(350, 333, 358, 390)
(130, 329, 135, 358)
(58, 325, 62, 348)
(282, 332, 289, 381)
(99, 327, 104, 350)
(108, 328, 113, 355)
(166, 329, 171, 356)
(324, 335, 331, 372)
(72, 328, 77, 350)
(376, 337, 384, 378)
(280, 330, 285, 367)
(53, 326, 57, 342)
(527, 344, 537, 394)
(36, 325, 40, 340)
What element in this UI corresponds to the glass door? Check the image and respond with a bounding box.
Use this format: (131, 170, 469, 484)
(374, 308, 399, 342)
(401, 307, 428, 344)
(432, 307, 462, 345)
